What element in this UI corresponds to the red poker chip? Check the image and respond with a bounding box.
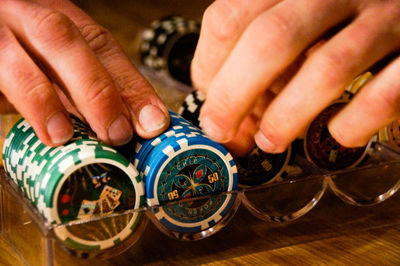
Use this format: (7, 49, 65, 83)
(304, 102, 369, 172)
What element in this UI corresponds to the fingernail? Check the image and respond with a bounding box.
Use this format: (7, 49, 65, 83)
(139, 104, 168, 132)
(255, 130, 277, 153)
(108, 114, 133, 146)
(200, 116, 230, 143)
(47, 112, 74, 144)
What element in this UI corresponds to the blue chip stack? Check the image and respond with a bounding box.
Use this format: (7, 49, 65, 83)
(133, 111, 238, 234)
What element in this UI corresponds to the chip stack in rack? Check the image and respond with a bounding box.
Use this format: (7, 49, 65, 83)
(379, 119, 400, 151)
(139, 16, 200, 85)
(133, 111, 238, 237)
(302, 73, 375, 172)
(303, 100, 376, 172)
(178, 90, 295, 186)
(2, 116, 145, 253)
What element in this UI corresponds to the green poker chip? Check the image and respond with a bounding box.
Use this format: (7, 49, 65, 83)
(3, 117, 145, 251)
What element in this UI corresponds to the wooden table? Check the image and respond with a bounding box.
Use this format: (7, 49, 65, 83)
(2, 213, 400, 265)
(1, 0, 400, 264)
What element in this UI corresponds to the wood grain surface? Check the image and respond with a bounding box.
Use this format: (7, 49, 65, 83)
(1, 1, 400, 265)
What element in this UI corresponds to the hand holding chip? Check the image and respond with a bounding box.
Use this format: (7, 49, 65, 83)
(0, 0, 169, 147)
(192, 0, 400, 156)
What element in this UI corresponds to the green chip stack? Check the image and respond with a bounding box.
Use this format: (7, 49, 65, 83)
(2, 117, 145, 252)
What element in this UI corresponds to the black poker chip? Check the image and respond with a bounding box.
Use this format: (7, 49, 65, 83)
(236, 146, 295, 187)
(140, 16, 200, 85)
(178, 89, 205, 127)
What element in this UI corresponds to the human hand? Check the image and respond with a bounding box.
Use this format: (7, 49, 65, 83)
(0, 0, 169, 146)
(191, 0, 400, 156)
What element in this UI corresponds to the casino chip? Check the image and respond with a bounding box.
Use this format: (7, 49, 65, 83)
(304, 101, 374, 172)
(236, 146, 295, 187)
(2, 117, 145, 251)
(379, 119, 400, 151)
(179, 90, 295, 187)
(140, 16, 200, 85)
(178, 90, 205, 127)
(340, 72, 373, 101)
(133, 111, 238, 236)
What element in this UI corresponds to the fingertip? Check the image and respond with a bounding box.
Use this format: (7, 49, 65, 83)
(135, 104, 170, 138)
(225, 141, 255, 158)
(327, 121, 370, 148)
(199, 115, 234, 143)
(108, 114, 133, 146)
(46, 111, 74, 146)
(254, 130, 287, 154)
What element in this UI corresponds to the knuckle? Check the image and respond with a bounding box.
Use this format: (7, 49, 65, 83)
(311, 49, 357, 93)
(19, 77, 52, 103)
(202, 0, 243, 43)
(84, 75, 117, 106)
(249, 12, 297, 56)
(0, 24, 12, 50)
(265, 11, 296, 40)
(208, 90, 238, 121)
(369, 87, 400, 112)
(117, 75, 148, 97)
(362, 1, 400, 35)
(30, 8, 78, 46)
(314, 62, 339, 88)
(117, 76, 153, 107)
(79, 24, 116, 54)
(385, 2, 400, 34)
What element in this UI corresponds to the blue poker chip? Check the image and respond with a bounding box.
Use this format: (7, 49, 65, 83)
(169, 110, 198, 125)
(133, 110, 202, 172)
(136, 130, 202, 175)
(142, 134, 238, 233)
(138, 131, 202, 178)
(168, 110, 202, 132)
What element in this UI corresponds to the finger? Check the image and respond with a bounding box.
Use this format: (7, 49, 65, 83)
(222, 90, 274, 156)
(0, 93, 17, 113)
(0, 23, 73, 145)
(200, 0, 356, 143)
(53, 82, 82, 119)
(1, 0, 133, 145)
(329, 58, 400, 147)
(256, 1, 400, 152)
(224, 114, 258, 157)
(36, 0, 170, 138)
(191, 0, 281, 94)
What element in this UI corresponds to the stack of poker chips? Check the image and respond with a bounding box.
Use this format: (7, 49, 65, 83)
(133, 111, 238, 235)
(303, 100, 376, 172)
(302, 72, 376, 172)
(139, 16, 200, 85)
(2, 116, 145, 252)
(379, 119, 400, 151)
(178, 91, 295, 186)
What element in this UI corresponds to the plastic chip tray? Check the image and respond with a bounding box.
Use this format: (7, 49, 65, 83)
(2, 35, 400, 264)
(1, 139, 400, 265)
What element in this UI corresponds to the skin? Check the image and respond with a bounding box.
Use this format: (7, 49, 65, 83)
(0, 0, 170, 147)
(192, 0, 400, 156)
